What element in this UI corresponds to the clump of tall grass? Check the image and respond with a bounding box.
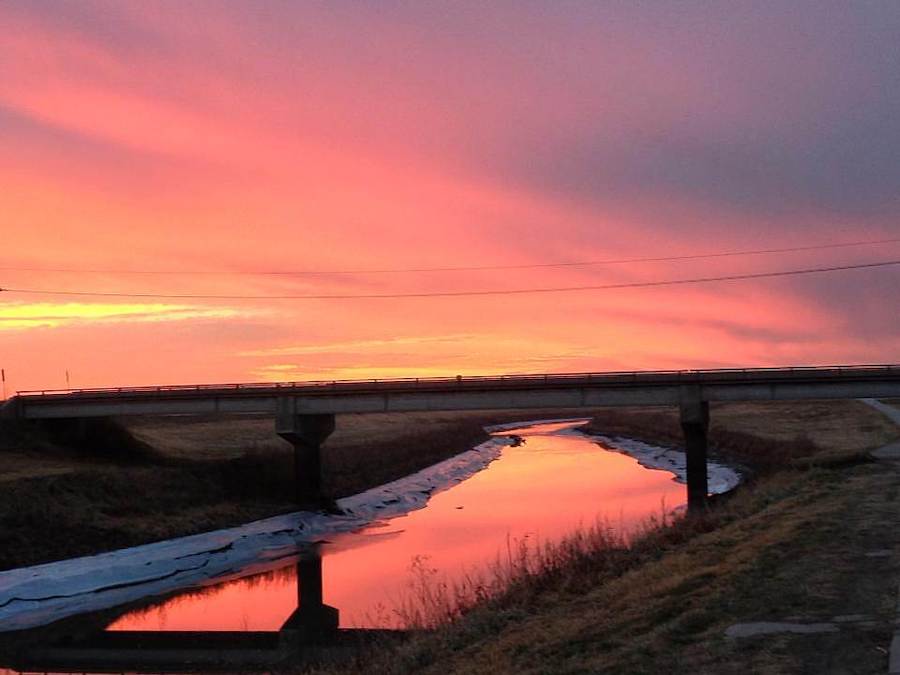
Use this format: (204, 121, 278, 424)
(389, 508, 675, 631)
(583, 404, 868, 476)
(306, 472, 818, 673)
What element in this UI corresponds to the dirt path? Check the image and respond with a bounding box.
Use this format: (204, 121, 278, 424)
(862, 399, 900, 426)
(861, 399, 900, 674)
(712, 460, 900, 675)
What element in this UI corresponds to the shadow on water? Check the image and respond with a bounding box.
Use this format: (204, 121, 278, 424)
(0, 546, 402, 673)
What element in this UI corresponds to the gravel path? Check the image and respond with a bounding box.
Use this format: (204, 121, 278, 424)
(860, 398, 900, 674)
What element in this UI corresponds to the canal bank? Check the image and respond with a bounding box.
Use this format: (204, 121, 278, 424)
(1, 417, 744, 672)
(329, 401, 900, 675)
(0, 408, 638, 571)
(2, 402, 893, 573)
(0, 420, 742, 634)
(1, 401, 897, 673)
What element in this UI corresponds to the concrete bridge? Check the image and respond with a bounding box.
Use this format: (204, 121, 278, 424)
(3, 365, 900, 510)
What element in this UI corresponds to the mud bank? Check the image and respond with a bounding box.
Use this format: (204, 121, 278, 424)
(0, 436, 511, 632)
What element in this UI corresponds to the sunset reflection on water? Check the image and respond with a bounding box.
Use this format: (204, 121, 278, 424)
(108, 421, 685, 631)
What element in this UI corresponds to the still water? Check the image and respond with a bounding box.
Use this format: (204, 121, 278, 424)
(107, 420, 686, 632)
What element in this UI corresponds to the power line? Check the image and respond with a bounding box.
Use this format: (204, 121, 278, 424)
(2, 259, 898, 300)
(2, 237, 899, 276)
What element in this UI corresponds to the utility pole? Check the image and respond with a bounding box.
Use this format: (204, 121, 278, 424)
(1, 368, 5, 400)
(66, 369, 70, 389)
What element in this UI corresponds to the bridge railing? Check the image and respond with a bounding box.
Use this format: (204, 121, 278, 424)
(14, 364, 900, 400)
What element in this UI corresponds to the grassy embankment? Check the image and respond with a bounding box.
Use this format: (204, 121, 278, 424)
(2, 400, 899, 671)
(311, 400, 900, 675)
(0, 407, 601, 571)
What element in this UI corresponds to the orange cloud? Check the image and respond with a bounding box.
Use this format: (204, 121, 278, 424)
(0, 302, 245, 330)
(1, 3, 897, 393)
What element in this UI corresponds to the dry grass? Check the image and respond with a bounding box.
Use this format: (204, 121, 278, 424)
(304, 400, 900, 675)
(350, 462, 900, 675)
(124, 408, 606, 499)
(0, 411, 487, 570)
(584, 400, 898, 474)
(0, 407, 602, 570)
(388, 520, 642, 632)
(4, 395, 899, 675)
(125, 410, 580, 462)
(713, 400, 897, 453)
(1, 397, 898, 674)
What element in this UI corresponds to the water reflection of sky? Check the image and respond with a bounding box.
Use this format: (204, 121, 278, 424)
(109, 421, 685, 631)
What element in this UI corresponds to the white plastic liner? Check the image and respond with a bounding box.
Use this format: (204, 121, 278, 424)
(0, 437, 510, 632)
(569, 426, 742, 496)
(0, 419, 741, 632)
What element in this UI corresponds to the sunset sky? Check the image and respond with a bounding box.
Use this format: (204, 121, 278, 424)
(1, 1, 899, 393)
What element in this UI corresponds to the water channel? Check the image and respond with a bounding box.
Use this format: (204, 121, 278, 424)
(0, 418, 740, 672)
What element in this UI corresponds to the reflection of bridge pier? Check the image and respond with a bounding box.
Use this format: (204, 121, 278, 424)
(281, 551, 340, 636)
(2, 548, 395, 673)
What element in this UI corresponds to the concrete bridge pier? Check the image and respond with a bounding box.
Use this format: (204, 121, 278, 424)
(680, 386, 710, 512)
(275, 400, 335, 507)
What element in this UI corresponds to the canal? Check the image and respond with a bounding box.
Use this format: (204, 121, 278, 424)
(0, 418, 740, 671)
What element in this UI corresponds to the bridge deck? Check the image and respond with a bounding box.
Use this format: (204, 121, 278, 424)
(6, 365, 900, 419)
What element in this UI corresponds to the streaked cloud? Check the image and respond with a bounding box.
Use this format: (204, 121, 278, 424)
(0, 302, 244, 330)
(241, 334, 478, 358)
(0, 2, 897, 390)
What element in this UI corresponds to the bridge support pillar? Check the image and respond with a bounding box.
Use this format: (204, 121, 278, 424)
(679, 385, 710, 513)
(275, 400, 335, 508)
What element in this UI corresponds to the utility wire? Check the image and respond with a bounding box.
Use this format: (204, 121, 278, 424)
(1, 259, 898, 300)
(2, 237, 899, 276)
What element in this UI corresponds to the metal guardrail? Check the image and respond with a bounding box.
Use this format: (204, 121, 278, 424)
(15, 364, 900, 400)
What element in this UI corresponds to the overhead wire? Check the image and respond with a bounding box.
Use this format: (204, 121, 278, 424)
(1, 259, 898, 300)
(1, 236, 899, 276)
